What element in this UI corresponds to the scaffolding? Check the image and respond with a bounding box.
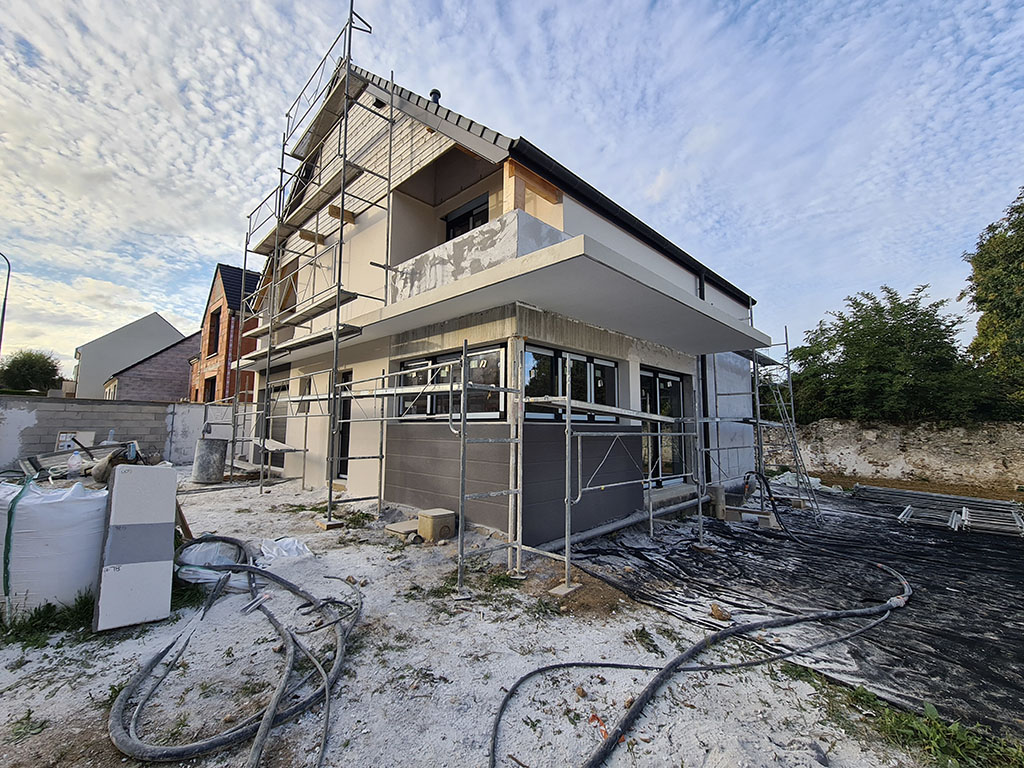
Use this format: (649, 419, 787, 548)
(217, 5, 823, 591)
(230, 1, 395, 513)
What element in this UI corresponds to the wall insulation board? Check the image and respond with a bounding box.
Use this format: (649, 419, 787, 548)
(92, 464, 177, 631)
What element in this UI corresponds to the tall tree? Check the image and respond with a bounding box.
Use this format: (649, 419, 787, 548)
(961, 187, 1024, 410)
(789, 286, 994, 424)
(0, 349, 63, 392)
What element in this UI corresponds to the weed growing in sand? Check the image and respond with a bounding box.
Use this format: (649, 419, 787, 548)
(104, 681, 126, 708)
(781, 662, 1024, 768)
(525, 598, 561, 620)
(238, 679, 270, 697)
(163, 712, 189, 744)
(1, 592, 94, 648)
(4, 709, 48, 744)
(170, 579, 208, 612)
(628, 626, 664, 657)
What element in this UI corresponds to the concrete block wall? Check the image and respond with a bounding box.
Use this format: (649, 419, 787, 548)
(0, 397, 232, 469)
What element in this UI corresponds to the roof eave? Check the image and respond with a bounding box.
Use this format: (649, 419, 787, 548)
(509, 138, 754, 307)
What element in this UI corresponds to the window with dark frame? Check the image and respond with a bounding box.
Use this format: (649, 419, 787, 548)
(523, 345, 618, 421)
(207, 309, 221, 355)
(203, 376, 217, 403)
(444, 195, 489, 242)
(640, 367, 688, 485)
(398, 347, 504, 419)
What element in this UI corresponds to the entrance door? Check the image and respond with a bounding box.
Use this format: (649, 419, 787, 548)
(336, 371, 352, 478)
(641, 369, 687, 485)
(268, 382, 288, 468)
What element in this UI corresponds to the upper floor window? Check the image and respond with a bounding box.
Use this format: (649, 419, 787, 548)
(207, 309, 221, 355)
(445, 195, 489, 242)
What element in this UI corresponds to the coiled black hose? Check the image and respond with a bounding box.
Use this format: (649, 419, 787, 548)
(108, 535, 360, 765)
(489, 473, 912, 768)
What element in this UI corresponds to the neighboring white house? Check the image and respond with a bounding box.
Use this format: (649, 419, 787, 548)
(73, 313, 184, 399)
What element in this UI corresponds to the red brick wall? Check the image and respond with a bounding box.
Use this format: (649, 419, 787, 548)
(189, 273, 257, 403)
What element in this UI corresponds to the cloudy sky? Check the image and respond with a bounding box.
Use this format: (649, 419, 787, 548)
(1, 0, 1022, 375)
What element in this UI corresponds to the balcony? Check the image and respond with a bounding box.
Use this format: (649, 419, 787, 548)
(391, 210, 569, 303)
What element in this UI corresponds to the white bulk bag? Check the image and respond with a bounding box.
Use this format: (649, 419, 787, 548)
(1, 482, 109, 615)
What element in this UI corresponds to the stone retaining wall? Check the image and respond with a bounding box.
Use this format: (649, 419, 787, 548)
(764, 418, 1024, 487)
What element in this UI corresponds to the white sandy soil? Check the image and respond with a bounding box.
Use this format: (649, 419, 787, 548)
(0, 471, 923, 768)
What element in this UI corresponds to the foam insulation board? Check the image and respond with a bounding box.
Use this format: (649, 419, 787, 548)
(92, 465, 177, 631)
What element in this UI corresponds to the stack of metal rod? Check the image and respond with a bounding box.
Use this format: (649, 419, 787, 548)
(853, 483, 1024, 537)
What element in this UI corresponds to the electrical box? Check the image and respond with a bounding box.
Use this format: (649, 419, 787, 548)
(56, 430, 95, 452)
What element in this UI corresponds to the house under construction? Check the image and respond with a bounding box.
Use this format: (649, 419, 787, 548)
(231, 12, 801, 579)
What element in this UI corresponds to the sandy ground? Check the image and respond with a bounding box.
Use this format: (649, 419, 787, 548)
(0, 469, 924, 768)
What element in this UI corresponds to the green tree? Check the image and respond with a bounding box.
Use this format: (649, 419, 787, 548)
(961, 187, 1024, 410)
(0, 349, 63, 392)
(789, 286, 996, 424)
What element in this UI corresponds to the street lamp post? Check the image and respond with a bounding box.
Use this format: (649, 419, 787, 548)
(0, 251, 9, 360)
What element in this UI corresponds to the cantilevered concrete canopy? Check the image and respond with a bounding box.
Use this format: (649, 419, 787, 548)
(241, 235, 770, 371)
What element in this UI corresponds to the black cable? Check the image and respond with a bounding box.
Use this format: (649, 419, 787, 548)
(108, 535, 361, 764)
(487, 473, 912, 768)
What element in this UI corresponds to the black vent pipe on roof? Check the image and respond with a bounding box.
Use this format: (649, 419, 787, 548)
(429, 88, 441, 104)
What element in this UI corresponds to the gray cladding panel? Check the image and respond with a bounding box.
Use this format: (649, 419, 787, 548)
(522, 423, 642, 546)
(385, 422, 512, 531)
(384, 422, 644, 545)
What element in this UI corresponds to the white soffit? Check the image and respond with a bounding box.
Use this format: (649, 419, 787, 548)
(354, 236, 770, 356)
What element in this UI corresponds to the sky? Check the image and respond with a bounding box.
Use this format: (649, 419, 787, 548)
(1, 0, 1022, 375)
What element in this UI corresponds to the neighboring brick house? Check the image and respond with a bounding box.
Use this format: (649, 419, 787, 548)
(103, 332, 200, 401)
(73, 313, 184, 398)
(189, 264, 260, 403)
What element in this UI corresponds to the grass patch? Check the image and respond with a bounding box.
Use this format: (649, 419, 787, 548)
(1, 577, 211, 649)
(305, 502, 375, 528)
(4, 709, 48, 744)
(0, 592, 94, 648)
(170, 579, 208, 612)
(780, 662, 1024, 768)
(628, 625, 664, 657)
(525, 597, 561, 620)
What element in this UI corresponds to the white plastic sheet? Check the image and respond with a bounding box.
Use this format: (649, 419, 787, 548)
(0, 482, 109, 614)
(175, 539, 253, 593)
(260, 537, 312, 561)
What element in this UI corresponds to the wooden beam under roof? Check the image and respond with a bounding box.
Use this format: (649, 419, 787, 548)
(506, 159, 562, 205)
(328, 204, 356, 225)
(298, 229, 326, 245)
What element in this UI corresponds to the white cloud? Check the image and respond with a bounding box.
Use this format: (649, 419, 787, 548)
(1, 0, 1021, 370)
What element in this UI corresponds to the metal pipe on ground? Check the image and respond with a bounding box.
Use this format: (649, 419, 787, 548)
(537, 495, 712, 553)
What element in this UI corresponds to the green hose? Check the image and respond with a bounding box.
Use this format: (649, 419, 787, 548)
(2, 481, 32, 619)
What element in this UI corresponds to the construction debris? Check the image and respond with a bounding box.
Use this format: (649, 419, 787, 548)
(93, 465, 177, 631)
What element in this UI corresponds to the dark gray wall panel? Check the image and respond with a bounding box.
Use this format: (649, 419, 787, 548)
(384, 421, 644, 545)
(522, 423, 643, 546)
(385, 422, 512, 531)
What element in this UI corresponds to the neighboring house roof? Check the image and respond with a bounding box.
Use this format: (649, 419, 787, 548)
(104, 331, 202, 384)
(348, 64, 753, 306)
(217, 263, 261, 312)
(75, 312, 183, 358)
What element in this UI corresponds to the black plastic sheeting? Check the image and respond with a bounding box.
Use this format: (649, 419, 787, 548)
(573, 491, 1024, 737)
